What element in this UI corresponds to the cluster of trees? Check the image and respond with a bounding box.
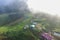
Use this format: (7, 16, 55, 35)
(0, 29, 35, 40)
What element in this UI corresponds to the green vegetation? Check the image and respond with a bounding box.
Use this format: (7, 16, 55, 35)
(0, 12, 60, 40)
(0, 17, 39, 40)
(0, 0, 60, 40)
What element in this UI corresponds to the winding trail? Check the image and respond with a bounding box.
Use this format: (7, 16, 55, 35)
(6, 17, 24, 26)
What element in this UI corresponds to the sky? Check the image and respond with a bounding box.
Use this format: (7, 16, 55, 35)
(27, 0, 60, 16)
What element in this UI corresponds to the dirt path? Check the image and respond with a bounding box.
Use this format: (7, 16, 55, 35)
(6, 17, 24, 26)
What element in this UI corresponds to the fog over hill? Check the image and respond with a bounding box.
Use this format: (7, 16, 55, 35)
(0, 0, 29, 14)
